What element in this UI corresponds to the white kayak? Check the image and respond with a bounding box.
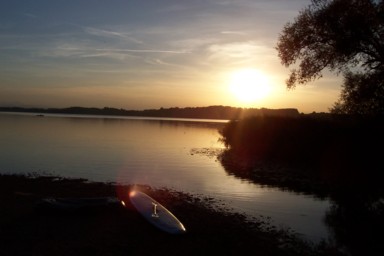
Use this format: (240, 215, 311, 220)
(129, 190, 186, 235)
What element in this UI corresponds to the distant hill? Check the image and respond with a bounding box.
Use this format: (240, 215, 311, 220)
(0, 106, 300, 120)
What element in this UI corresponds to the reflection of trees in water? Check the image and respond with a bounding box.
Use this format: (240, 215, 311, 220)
(218, 148, 384, 255)
(325, 197, 384, 255)
(218, 149, 330, 197)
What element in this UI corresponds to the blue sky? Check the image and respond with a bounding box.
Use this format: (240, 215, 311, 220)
(0, 0, 341, 112)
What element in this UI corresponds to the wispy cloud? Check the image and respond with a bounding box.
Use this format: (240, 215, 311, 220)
(205, 41, 277, 68)
(208, 41, 271, 59)
(54, 46, 191, 57)
(94, 48, 190, 54)
(220, 30, 247, 36)
(82, 26, 143, 44)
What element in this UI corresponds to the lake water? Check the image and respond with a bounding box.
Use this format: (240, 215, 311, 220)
(0, 112, 331, 243)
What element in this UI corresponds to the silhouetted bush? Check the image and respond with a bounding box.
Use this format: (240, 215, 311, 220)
(220, 114, 384, 191)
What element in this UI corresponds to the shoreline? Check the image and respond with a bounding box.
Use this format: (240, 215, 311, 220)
(0, 174, 342, 256)
(217, 148, 384, 256)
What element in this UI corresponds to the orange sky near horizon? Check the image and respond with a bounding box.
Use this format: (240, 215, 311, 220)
(0, 0, 342, 113)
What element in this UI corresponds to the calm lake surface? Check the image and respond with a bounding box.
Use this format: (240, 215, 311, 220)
(0, 112, 331, 242)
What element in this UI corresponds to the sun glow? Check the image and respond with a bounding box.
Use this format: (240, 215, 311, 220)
(228, 68, 271, 104)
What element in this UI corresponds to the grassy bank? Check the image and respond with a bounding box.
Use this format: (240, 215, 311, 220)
(219, 115, 384, 197)
(0, 174, 342, 256)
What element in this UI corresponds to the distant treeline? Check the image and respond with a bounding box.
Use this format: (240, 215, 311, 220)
(0, 106, 300, 120)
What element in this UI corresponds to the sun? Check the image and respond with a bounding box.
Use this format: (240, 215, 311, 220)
(228, 68, 271, 103)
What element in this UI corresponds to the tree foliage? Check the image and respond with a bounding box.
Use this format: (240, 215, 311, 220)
(276, 0, 384, 114)
(277, 0, 384, 87)
(331, 71, 384, 114)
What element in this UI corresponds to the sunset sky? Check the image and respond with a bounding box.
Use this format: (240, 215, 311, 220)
(0, 0, 342, 113)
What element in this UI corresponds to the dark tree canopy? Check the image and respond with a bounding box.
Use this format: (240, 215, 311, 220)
(277, 0, 384, 88)
(331, 71, 384, 114)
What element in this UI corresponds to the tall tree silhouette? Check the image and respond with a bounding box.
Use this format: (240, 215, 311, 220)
(276, 0, 384, 115)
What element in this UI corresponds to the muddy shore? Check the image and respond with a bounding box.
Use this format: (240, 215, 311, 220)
(0, 174, 343, 256)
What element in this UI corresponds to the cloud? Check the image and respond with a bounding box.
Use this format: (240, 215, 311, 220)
(207, 41, 273, 60)
(48, 45, 190, 59)
(82, 26, 143, 44)
(220, 31, 247, 35)
(93, 48, 191, 54)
